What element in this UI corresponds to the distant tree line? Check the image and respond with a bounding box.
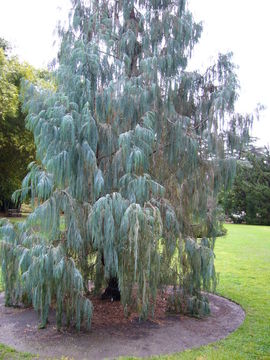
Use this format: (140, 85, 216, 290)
(0, 38, 50, 211)
(220, 146, 270, 225)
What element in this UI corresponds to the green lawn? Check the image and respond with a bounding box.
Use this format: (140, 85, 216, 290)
(148, 224, 270, 360)
(0, 345, 32, 360)
(1, 224, 270, 359)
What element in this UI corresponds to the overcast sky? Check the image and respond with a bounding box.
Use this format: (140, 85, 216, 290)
(0, 0, 269, 146)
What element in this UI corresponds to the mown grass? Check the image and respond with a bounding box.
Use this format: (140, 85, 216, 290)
(136, 224, 270, 360)
(0, 345, 33, 360)
(1, 224, 270, 359)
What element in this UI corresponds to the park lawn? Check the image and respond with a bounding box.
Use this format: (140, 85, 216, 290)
(1, 224, 270, 359)
(0, 345, 32, 360)
(147, 224, 270, 360)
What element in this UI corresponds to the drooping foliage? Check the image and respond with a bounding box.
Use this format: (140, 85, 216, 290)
(0, 0, 252, 330)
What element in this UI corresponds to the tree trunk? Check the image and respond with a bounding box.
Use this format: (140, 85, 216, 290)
(101, 277, 121, 301)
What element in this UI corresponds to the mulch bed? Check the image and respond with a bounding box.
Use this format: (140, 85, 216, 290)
(0, 291, 245, 360)
(90, 290, 169, 329)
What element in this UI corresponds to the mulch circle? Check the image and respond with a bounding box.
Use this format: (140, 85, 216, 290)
(0, 291, 245, 360)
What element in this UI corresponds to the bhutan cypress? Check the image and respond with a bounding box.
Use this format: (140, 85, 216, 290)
(0, 0, 252, 330)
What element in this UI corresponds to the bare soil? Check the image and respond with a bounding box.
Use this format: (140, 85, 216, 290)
(0, 291, 245, 360)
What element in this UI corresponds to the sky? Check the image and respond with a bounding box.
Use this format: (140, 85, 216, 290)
(0, 0, 269, 146)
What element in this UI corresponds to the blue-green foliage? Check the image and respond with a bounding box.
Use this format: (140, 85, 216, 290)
(0, 0, 252, 329)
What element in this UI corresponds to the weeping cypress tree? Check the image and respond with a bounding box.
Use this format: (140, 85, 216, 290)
(0, 0, 252, 330)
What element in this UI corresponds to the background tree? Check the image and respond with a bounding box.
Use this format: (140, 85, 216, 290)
(0, 40, 50, 211)
(1, 0, 251, 330)
(220, 146, 270, 225)
(0, 37, 10, 55)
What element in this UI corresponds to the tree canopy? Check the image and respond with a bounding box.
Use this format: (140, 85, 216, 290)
(0, 41, 50, 211)
(0, 0, 252, 330)
(220, 146, 270, 225)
